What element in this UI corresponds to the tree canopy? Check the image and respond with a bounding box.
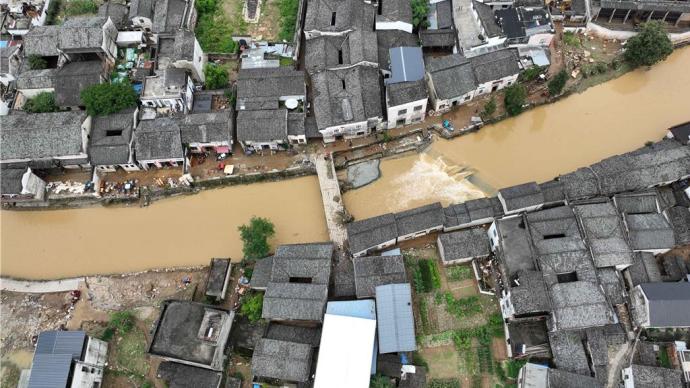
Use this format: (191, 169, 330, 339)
(80, 82, 138, 116)
(239, 292, 264, 322)
(480, 96, 497, 119)
(204, 64, 229, 90)
(624, 21, 673, 67)
(24, 92, 58, 113)
(238, 216, 276, 260)
(547, 70, 568, 96)
(27, 55, 47, 70)
(411, 0, 429, 29)
(503, 84, 527, 116)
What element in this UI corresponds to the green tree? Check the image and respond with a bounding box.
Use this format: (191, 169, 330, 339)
(80, 82, 138, 116)
(481, 96, 497, 118)
(24, 92, 58, 113)
(195, 0, 218, 13)
(64, 0, 98, 15)
(370, 374, 393, 388)
(239, 292, 264, 322)
(27, 55, 47, 70)
(624, 21, 673, 67)
(411, 0, 429, 29)
(547, 69, 568, 96)
(238, 216, 275, 259)
(204, 64, 229, 89)
(503, 83, 527, 116)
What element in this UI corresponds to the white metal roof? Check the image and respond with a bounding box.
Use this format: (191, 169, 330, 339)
(314, 314, 377, 388)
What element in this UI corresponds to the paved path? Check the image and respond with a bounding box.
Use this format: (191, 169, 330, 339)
(0, 277, 84, 293)
(313, 154, 348, 248)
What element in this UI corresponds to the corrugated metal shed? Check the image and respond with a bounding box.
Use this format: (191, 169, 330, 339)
(375, 283, 416, 354)
(28, 331, 87, 388)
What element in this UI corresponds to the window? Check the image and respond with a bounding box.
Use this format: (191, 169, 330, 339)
(413, 105, 423, 111)
(106, 129, 123, 137)
(464, 95, 471, 101)
(82, 366, 89, 372)
(341, 79, 346, 89)
(398, 109, 407, 115)
(331, 12, 337, 26)
(338, 49, 343, 64)
(289, 277, 313, 284)
(544, 233, 566, 240)
(556, 272, 578, 283)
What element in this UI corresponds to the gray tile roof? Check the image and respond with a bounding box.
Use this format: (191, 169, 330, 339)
(134, 117, 184, 161)
(129, 0, 154, 20)
(176, 111, 233, 145)
(596, 267, 626, 305)
(473, 0, 502, 38)
(311, 65, 383, 129)
(375, 283, 416, 353)
(236, 109, 288, 143)
(377, 30, 419, 70)
(55, 61, 103, 107)
(98, 2, 129, 27)
(574, 202, 633, 268)
(59, 17, 117, 52)
(443, 197, 504, 228)
(538, 180, 566, 204)
(626, 252, 662, 286)
(251, 338, 313, 382)
(157, 362, 222, 388)
(270, 243, 333, 285)
(509, 270, 551, 316)
(287, 112, 306, 137)
(264, 323, 322, 347)
(89, 111, 135, 166)
(1, 112, 86, 162)
(236, 67, 305, 110)
(549, 281, 614, 330)
(0, 45, 20, 75)
(16, 68, 56, 90)
(639, 282, 690, 328)
(438, 228, 490, 263)
(0, 167, 26, 195)
(386, 80, 429, 107)
(347, 213, 398, 255)
(495, 215, 538, 278)
(152, 0, 190, 33)
(332, 257, 356, 298)
(419, 29, 457, 47)
(262, 282, 328, 322)
(548, 330, 591, 375)
(628, 364, 685, 388)
(394, 202, 444, 236)
(498, 181, 544, 213)
(353, 255, 407, 298)
(614, 191, 659, 214)
(425, 54, 476, 99)
(667, 206, 690, 245)
(158, 30, 197, 63)
(304, 0, 376, 34)
(470, 49, 520, 84)
(624, 213, 676, 251)
(377, 0, 413, 25)
(304, 31, 378, 74)
(22, 26, 60, 56)
(250, 256, 274, 289)
(548, 365, 604, 388)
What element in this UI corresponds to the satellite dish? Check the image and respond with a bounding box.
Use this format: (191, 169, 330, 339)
(285, 99, 299, 109)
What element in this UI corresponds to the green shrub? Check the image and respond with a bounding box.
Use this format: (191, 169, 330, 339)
(428, 379, 461, 388)
(278, 0, 299, 41)
(64, 0, 98, 16)
(419, 298, 430, 333)
(503, 83, 527, 116)
(24, 92, 58, 113)
(446, 265, 472, 282)
(505, 359, 528, 379)
(595, 62, 608, 74)
(624, 21, 673, 67)
(411, 0, 429, 29)
(195, 0, 218, 13)
(444, 294, 482, 319)
(547, 70, 568, 96)
(370, 374, 393, 388)
(418, 259, 441, 291)
(238, 216, 275, 260)
(412, 352, 428, 368)
(27, 55, 47, 70)
(562, 31, 580, 47)
(196, 14, 241, 53)
(142, 381, 154, 388)
(481, 96, 497, 119)
(488, 313, 505, 337)
(204, 64, 229, 89)
(80, 82, 138, 116)
(110, 311, 135, 334)
(239, 292, 264, 322)
(518, 66, 542, 82)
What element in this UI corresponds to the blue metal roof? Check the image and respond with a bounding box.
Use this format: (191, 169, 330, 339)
(375, 283, 417, 354)
(386, 47, 425, 85)
(28, 331, 86, 388)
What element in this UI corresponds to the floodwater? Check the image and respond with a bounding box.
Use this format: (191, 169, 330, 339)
(1, 48, 689, 279)
(344, 47, 690, 219)
(0, 177, 328, 279)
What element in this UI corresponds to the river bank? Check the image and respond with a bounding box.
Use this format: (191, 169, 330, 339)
(1, 46, 689, 280)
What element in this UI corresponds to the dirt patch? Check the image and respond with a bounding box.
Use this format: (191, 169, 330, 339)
(420, 345, 460, 379)
(246, 0, 282, 40)
(492, 337, 508, 361)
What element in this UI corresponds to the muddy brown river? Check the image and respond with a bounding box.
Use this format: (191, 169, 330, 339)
(2, 48, 690, 280)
